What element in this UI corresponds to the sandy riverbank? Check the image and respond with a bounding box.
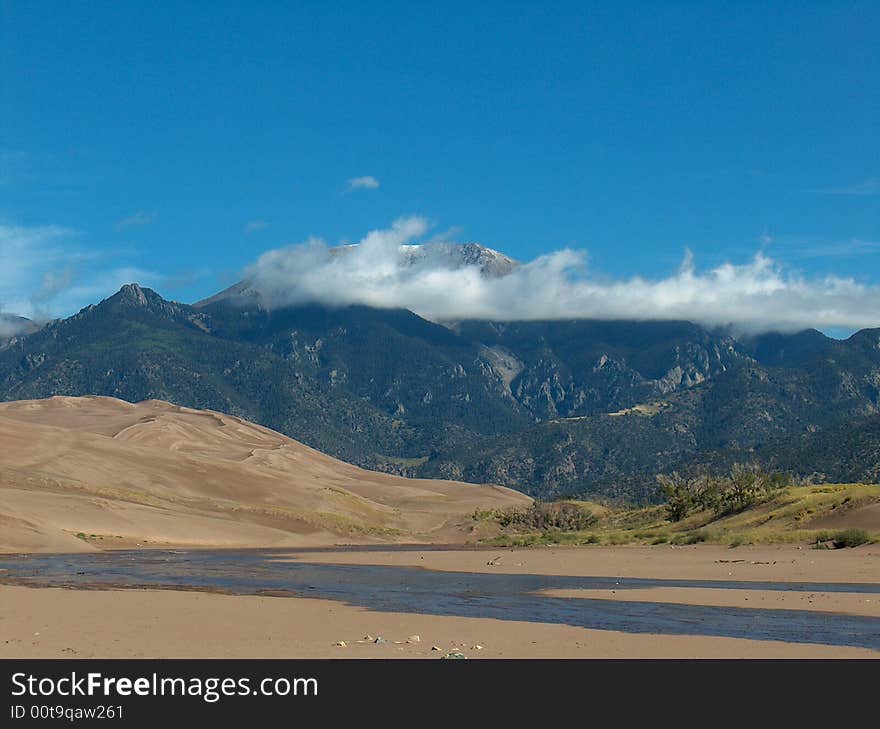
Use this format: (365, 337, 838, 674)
(274, 543, 880, 582)
(1, 583, 876, 659)
(1, 545, 877, 658)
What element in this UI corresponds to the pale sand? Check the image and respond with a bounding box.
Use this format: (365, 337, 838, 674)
(1, 584, 876, 659)
(1, 545, 877, 658)
(0, 396, 528, 553)
(275, 543, 880, 584)
(0, 397, 876, 658)
(539, 588, 880, 617)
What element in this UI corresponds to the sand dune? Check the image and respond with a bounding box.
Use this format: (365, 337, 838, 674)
(808, 502, 880, 531)
(0, 396, 529, 552)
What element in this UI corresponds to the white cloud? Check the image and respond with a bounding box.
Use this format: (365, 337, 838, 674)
(346, 176, 380, 191)
(818, 177, 880, 196)
(244, 220, 269, 233)
(796, 238, 880, 258)
(0, 317, 27, 338)
(0, 221, 162, 322)
(0, 223, 73, 316)
(244, 216, 880, 333)
(7, 215, 880, 335)
(116, 210, 156, 229)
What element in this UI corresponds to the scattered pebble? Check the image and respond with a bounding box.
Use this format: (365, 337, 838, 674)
(407, 635, 421, 643)
(374, 637, 388, 645)
(442, 651, 467, 660)
(335, 641, 346, 647)
(431, 645, 442, 651)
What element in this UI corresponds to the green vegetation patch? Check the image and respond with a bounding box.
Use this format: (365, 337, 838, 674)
(494, 501, 598, 532)
(480, 480, 879, 548)
(813, 528, 873, 549)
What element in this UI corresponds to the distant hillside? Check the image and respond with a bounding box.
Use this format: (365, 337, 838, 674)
(1, 279, 879, 501)
(482, 482, 880, 547)
(758, 414, 880, 484)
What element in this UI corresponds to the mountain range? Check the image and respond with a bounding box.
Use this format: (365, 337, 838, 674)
(2, 243, 879, 502)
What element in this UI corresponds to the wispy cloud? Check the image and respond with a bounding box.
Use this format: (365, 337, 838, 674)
(346, 176, 380, 191)
(0, 316, 29, 339)
(116, 210, 157, 230)
(244, 220, 269, 234)
(0, 223, 74, 315)
(243, 216, 880, 333)
(0, 221, 162, 322)
(817, 177, 880, 196)
(425, 225, 464, 244)
(795, 238, 880, 258)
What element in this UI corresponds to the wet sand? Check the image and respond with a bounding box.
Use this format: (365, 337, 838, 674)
(1, 584, 877, 659)
(539, 587, 880, 617)
(1, 545, 877, 658)
(275, 543, 880, 584)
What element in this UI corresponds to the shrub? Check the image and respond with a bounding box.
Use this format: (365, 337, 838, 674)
(657, 472, 696, 521)
(671, 530, 708, 545)
(812, 528, 872, 549)
(720, 462, 778, 513)
(632, 530, 658, 539)
(833, 528, 871, 548)
(497, 501, 597, 531)
(657, 463, 793, 521)
(685, 530, 708, 544)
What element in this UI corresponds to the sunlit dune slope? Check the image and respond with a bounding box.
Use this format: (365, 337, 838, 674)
(0, 396, 529, 552)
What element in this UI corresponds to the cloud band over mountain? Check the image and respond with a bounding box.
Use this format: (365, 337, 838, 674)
(244, 216, 880, 333)
(6, 216, 880, 334)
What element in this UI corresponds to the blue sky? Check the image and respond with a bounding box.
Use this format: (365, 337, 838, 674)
(1, 2, 878, 331)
